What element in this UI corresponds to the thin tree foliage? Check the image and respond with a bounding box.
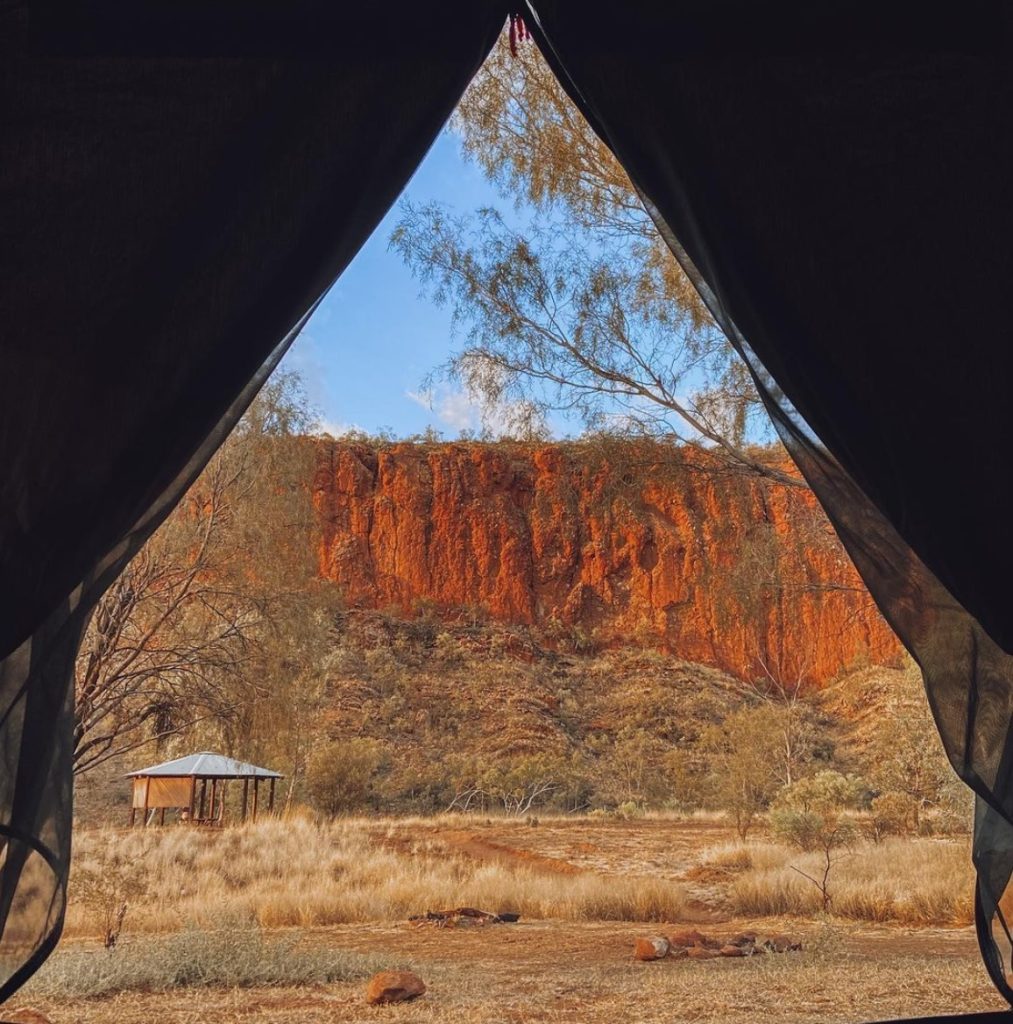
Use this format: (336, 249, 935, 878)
(74, 452, 261, 773)
(73, 371, 337, 776)
(392, 38, 796, 486)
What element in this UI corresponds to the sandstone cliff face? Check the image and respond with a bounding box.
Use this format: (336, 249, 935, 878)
(313, 440, 902, 683)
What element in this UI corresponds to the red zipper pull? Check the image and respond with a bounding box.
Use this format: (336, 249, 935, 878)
(509, 13, 528, 57)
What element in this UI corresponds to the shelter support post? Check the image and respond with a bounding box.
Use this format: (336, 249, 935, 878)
(269, 778, 275, 813)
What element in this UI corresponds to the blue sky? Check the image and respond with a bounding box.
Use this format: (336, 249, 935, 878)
(280, 129, 531, 439)
(279, 119, 734, 446)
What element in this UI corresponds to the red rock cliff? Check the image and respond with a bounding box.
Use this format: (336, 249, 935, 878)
(312, 440, 902, 683)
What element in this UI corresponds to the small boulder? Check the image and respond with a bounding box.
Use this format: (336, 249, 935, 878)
(729, 931, 757, 947)
(669, 928, 707, 948)
(686, 946, 720, 960)
(634, 936, 670, 961)
(3, 1012, 53, 1024)
(365, 970, 427, 1005)
(719, 944, 745, 957)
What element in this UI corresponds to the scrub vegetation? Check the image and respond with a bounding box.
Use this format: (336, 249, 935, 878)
(24, 814, 995, 1023)
(63, 817, 690, 938)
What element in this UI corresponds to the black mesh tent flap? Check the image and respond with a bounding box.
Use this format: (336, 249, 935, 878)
(526, 0, 1013, 1005)
(0, 0, 507, 998)
(6, 0, 1013, 1016)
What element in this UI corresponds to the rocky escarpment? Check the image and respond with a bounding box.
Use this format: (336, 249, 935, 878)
(312, 440, 901, 684)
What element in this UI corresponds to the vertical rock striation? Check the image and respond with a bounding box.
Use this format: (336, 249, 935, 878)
(313, 440, 901, 683)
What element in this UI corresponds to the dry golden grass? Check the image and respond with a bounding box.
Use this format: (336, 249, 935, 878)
(23, 927, 394, 999)
(20, 926, 1005, 1024)
(66, 818, 688, 939)
(67, 818, 979, 941)
(700, 838, 975, 925)
(21, 818, 1004, 1022)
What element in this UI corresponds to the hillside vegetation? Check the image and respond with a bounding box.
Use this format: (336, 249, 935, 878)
(77, 609, 964, 838)
(71, 390, 938, 835)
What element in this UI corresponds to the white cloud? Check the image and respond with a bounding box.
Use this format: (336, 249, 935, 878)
(406, 385, 546, 438)
(313, 418, 365, 438)
(407, 387, 480, 432)
(407, 387, 480, 431)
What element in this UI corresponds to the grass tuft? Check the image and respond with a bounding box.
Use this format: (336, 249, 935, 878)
(725, 838, 973, 925)
(65, 818, 687, 938)
(24, 926, 393, 999)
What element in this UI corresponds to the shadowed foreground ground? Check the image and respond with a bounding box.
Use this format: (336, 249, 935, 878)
(17, 920, 1006, 1024)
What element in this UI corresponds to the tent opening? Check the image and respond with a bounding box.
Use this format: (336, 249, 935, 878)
(4, 4, 1013, 1021)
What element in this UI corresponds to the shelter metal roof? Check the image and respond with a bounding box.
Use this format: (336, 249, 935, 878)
(125, 752, 283, 779)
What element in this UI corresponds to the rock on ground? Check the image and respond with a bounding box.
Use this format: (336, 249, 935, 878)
(686, 946, 721, 960)
(636, 928, 802, 965)
(2, 1011, 53, 1024)
(634, 936, 671, 961)
(365, 970, 427, 1005)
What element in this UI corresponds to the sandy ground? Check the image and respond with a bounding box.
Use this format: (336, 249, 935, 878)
(11, 817, 1006, 1023)
(379, 817, 739, 879)
(14, 919, 1006, 1024)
